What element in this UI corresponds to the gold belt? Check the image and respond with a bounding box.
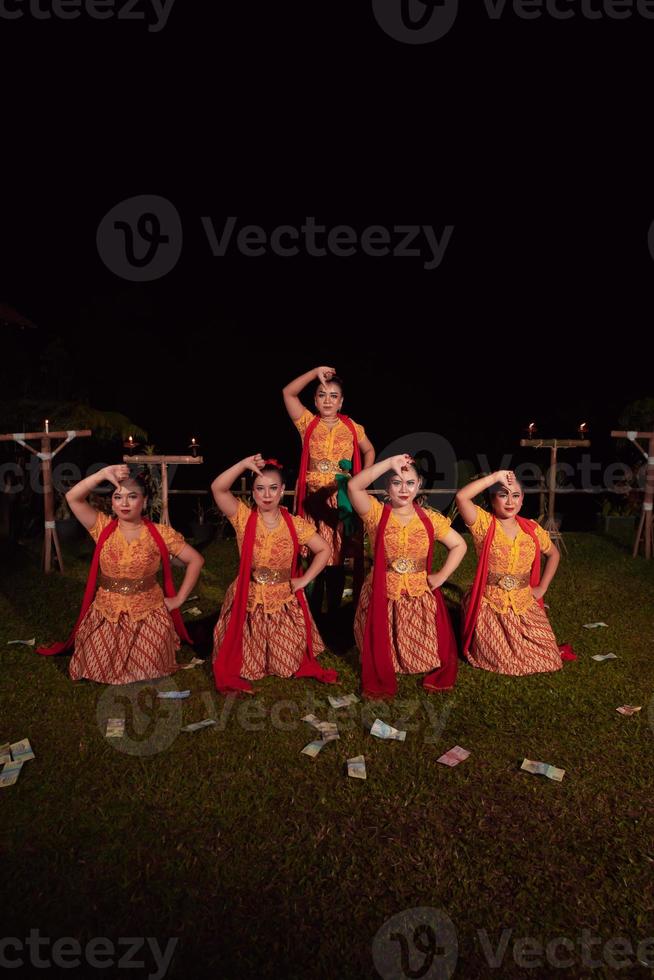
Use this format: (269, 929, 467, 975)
(386, 557, 427, 574)
(98, 573, 158, 595)
(251, 567, 292, 585)
(487, 572, 531, 591)
(308, 457, 341, 474)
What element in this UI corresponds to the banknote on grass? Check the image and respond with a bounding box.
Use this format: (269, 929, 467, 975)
(10, 739, 35, 763)
(184, 607, 202, 617)
(106, 718, 125, 738)
(591, 653, 617, 662)
(180, 657, 204, 670)
(181, 719, 216, 732)
(583, 622, 608, 629)
(0, 744, 11, 766)
(6, 638, 36, 646)
(347, 755, 367, 779)
(520, 759, 565, 781)
(437, 745, 470, 766)
(301, 715, 340, 740)
(301, 739, 337, 758)
(616, 705, 641, 716)
(328, 693, 360, 709)
(370, 719, 406, 741)
(157, 690, 191, 699)
(0, 761, 23, 788)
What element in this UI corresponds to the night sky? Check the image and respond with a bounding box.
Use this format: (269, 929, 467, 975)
(1, 2, 652, 492)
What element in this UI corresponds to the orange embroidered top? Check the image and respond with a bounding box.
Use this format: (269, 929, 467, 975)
(229, 500, 317, 613)
(466, 506, 553, 615)
(89, 511, 186, 623)
(363, 496, 452, 600)
(294, 408, 366, 492)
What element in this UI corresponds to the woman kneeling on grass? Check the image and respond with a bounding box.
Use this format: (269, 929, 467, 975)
(348, 454, 467, 699)
(37, 465, 204, 684)
(456, 469, 576, 675)
(211, 455, 338, 695)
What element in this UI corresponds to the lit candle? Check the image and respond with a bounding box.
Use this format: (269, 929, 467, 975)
(189, 437, 200, 458)
(123, 435, 137, 452)
(578, 422, 588, 437)
(45, 419, 49, 434)
(527, 421, 537, 438)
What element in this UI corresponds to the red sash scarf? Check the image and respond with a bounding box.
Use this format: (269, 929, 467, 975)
(461, 513, 576, 662)
(361, 504, 458, 699)
(295, 413, 362, 518)
(37, 518, 192, 656)
(213, 506, 338, 694)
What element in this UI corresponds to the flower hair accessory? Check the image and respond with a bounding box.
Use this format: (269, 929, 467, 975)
(263, 458, 284, 469)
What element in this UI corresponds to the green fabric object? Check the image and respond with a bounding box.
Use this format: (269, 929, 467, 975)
(335, 459, 355, 537)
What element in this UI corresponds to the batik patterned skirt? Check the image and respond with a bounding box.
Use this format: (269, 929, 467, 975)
(354, 578, 440, 674)
(69, 604, 180, 684)
(212, 580, 326, 680)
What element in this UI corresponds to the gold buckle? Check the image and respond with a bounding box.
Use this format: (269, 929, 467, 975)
(391, 557, 412, 574)
(252, 567, 278, 585)
(316, 458, 333, 473)
(497, 574, 519, 592)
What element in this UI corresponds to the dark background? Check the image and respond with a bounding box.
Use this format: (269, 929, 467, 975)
(1, 0, 652, 493)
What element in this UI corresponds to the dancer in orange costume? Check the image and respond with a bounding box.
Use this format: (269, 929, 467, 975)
(456, 469, 575, 675)
(283, 365, 374, 617)
(348, 454, 466, 698)
(211, 455, 338, 694)
(38, 465, 204, 684)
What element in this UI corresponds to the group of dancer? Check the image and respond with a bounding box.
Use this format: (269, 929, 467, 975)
(38, 365, 575, 696)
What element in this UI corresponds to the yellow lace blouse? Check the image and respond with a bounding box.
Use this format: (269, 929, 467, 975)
(229, 500, 317, 613)
(363, 496, 452, 600)
(89, 511, 186, 623)
(294, 408, 367, 491)
(466, 506, 553, 615)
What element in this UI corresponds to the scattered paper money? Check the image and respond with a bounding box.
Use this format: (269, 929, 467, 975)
(347, 755, 367, 779)
(520, 759, 565, 781)
(616, 705, 642, 716)
(583, 622, 608, 629)
(181, 719, 216, 732)
(591, 653, 617, 662)
(370, 719, 407, 742)
(180, 657, 204, 670)
(302, 714, 339, 739)
(105, 718, 125, 738)
(437, 745, 470, 767)
(184, 595, 199, 602)
(157, 690, 191, 699)
(328, 693, 360, 709)
(184, 607, 202, 617)
(301, 739, 335, 758)
(0, 743, 12, 766)
(342, 588, 353, 598)
(6, 638, 36, 646)
(0, 761, 23, 788)
(10, 739, 35, 763)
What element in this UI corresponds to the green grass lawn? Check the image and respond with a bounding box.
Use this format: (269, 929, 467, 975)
(1, 528, 654, 980)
